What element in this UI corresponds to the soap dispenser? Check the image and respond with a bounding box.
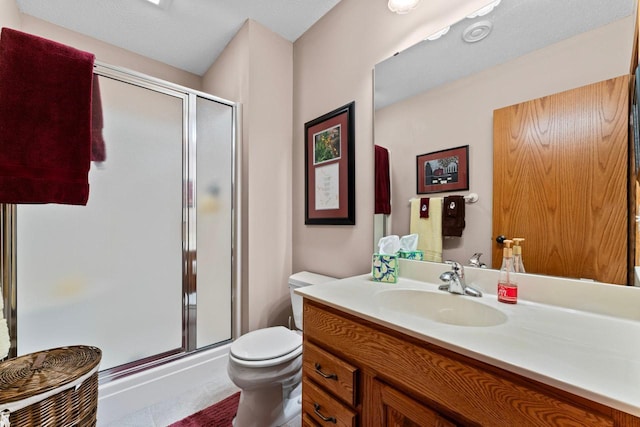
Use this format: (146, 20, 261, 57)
(512, 238, 525, 273)
(497, 239, 517, 304)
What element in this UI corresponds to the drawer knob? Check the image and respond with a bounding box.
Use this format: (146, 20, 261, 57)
(313, 402, 337, 423)
(314, 363, 338, 380)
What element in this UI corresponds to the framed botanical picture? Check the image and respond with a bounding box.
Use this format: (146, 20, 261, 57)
(416, 145, 469, 194)
(304, 102, 355, 225)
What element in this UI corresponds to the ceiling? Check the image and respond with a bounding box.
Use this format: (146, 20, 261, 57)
(15, 0, 343, 76)
(375, 0, 637, 110)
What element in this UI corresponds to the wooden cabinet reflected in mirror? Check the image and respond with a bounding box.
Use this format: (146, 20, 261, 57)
(493, 75, 629, 284)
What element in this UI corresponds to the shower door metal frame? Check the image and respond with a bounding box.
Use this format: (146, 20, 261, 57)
(0, 61, 241, 382)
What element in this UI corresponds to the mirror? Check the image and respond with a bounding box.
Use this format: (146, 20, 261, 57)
(373, 0, 637, 283)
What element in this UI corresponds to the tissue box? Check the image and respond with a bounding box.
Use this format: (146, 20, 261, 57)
(372, 254, 398, 283)
(398, 250, 424, 261)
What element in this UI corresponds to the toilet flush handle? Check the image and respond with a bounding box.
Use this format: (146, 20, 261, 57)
(314, 362, 337, 380)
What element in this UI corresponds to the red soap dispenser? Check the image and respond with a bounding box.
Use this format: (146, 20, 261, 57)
(497, 239, 517, 304)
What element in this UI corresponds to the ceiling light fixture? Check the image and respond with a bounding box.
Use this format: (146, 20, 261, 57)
(466, 0, 501, 19)
(425, 26, 451, 41)
(388, 0, 421, 14)
(145, 0, 171, 10)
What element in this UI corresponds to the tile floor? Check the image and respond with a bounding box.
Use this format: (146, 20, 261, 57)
(103, 373, 301, 427)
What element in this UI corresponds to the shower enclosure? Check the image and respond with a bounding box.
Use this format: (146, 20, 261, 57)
(0, 62, 239, 381)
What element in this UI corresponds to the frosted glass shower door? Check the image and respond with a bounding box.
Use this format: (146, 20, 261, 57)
(195, 96, 233, 348)
(16, 75, 184, 370)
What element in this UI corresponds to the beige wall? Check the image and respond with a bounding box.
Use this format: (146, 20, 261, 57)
(376, 16, 635, 268)
(203, 20, 293, 332)
(20, 15, 201, 89)
(292, 0, 494, 278)
(0, 0, 21, 29)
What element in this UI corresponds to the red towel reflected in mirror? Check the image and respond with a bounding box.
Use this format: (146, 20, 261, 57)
(375, 145, 391, 215)
(91, 75, 106, 163)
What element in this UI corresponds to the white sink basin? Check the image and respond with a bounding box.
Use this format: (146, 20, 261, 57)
(375, 289, 507, 327)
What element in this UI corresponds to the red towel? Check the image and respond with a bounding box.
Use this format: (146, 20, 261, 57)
(375, 145, 391, 214)
(443, 195, 466, 237)
(0, 28, 95, 205)
(91, 75, 106, 162)
(419, 197, 430, 218)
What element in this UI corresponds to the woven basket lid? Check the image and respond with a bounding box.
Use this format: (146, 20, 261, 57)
(0, 345, 101, 403)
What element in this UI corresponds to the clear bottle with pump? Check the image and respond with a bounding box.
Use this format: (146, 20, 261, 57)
(512, 238, 525, 273)
(497, 239, 517, 304)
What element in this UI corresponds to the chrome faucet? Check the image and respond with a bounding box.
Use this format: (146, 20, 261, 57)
(439, 261, 483, 297)
(469, 252, 487, 268)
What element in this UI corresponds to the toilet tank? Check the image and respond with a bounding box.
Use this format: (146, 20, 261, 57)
(289, 271, 336, 330)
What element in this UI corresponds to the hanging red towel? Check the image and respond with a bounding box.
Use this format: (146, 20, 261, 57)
(91, 75, 106, 163)
(374, 145, 391, 215)
(419, 197, 430, 218)
(0, 28, 95, 205)
(443, 195, 466, 237)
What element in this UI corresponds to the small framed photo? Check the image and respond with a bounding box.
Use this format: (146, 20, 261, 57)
(304, 102, 355, 225)
(416, 145, 469, 194)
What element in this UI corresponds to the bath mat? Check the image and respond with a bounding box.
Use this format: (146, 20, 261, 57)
(169, 392, 240, 427)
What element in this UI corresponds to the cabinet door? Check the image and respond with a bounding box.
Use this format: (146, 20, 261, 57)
(372, 379, 456, 427)
(493, 75, 628, 283)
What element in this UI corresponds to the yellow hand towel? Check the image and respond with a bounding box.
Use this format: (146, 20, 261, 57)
(410, 197, 443, 262)
(0, 289, 9, 359)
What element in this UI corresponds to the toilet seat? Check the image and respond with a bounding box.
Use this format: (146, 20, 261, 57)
(230, 326, 302, 368)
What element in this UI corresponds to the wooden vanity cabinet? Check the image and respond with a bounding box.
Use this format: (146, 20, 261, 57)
(301, 299, 640, 427)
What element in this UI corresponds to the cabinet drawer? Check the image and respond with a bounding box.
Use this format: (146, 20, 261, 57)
(303, 341, 358, 406)
(302, 413, 321, 427)
(303, 377, 357, 427)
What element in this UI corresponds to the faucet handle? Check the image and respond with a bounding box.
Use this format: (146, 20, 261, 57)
(444, 260, 463, 274)
(469, 253, 486, 268)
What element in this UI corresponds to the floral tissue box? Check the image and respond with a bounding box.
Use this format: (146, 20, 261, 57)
(398, 250, 424, 261)
(372, 254, 398, 283)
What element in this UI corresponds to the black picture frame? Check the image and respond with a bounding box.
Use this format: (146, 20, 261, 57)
(304, 102, 355, 225)
(416, 145, 469, 194)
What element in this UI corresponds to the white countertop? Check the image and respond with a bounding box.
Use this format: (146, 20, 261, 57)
(296, 271, 640, 417)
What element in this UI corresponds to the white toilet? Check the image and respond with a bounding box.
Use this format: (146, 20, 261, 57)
(227, 271, 336, 427)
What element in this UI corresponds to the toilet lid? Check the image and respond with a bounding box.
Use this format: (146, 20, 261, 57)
(230, 326, 302, 361)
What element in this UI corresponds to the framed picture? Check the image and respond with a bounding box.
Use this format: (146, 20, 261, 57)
(305, 102, 355, 225)
(416, 145, 469, 194)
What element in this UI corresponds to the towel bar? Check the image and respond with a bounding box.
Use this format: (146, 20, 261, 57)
(409, 192, 478, 205)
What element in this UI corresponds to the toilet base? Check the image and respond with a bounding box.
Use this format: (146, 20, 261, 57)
(232, 382, 302, 427)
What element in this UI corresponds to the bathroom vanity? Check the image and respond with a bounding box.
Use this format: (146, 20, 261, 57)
(296, 261, 640, 426)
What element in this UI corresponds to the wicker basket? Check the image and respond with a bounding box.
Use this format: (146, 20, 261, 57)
(0, 345, 101, 427)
